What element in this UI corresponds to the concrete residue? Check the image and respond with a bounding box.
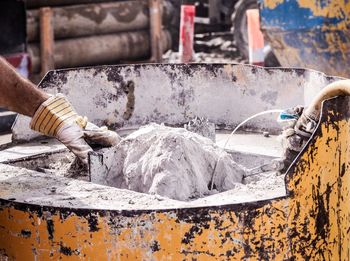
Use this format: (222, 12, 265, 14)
(41, 156, 88, 180)
(7, 149, 89, 180)
(184, 117, 216, 142)
(193, 171, 285, 205)
(0, 162, 285, 210)
(0, 164, 184, 210)
(105, 124, 245, 201)
(0, 124, 287, 208)
(122, 81, 135, 120)
(3, 125, 288, 207)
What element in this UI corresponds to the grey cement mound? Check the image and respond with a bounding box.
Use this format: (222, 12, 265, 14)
(105, 124, 246, 201)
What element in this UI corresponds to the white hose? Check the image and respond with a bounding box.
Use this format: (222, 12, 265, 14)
(210, 109, 284, 190)
(304, 80, 350, 121)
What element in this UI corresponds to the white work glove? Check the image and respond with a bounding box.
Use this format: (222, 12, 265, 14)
(30, 94, 121, 165)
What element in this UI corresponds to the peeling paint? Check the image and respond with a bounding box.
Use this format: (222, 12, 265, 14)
(260, 0, 350, 77)
(262, 0, 284, 10)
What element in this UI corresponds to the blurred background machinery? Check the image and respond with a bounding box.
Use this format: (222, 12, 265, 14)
(0, 0, 349, 132)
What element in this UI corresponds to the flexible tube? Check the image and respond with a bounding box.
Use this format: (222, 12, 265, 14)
(304, 79, 350, 121)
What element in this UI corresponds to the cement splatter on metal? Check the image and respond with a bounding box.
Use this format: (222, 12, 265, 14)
(12, 64, 343, 142)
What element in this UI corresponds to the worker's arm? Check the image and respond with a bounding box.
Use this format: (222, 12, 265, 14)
(0, 57, 120, 164)
(0, 57, 49, 116)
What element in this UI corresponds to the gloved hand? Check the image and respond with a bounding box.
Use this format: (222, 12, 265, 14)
(279, 105, 316, 173)
(30, 94, 121, 165)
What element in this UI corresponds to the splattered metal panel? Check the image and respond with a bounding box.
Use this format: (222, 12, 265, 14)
(12, 64, 343, 141)
(285, 96, 350, 259)
(260, 0, 350, 78)
(0, 96, 349, 260)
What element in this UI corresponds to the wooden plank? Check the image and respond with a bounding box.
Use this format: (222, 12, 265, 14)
(39, 7, 54, 77)
(149, 0, 163, 62)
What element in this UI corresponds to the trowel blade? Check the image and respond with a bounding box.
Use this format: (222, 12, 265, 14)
(88, 147, 116, 185)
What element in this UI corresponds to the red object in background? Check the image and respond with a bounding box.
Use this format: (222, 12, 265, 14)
(247, 9, 265, 66)
(179, 5, 195, 63)
(3, 52, 30, 78)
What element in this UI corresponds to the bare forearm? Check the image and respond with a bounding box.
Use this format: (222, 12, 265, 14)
(0, 56, 49, 117)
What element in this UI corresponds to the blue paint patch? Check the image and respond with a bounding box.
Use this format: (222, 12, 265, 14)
(259, 0, 350, 76)
(283, 29, 347, 54)
(260, 0, 344, 31)
(269, 29, 349, 75)
(318, 0, 330, 8)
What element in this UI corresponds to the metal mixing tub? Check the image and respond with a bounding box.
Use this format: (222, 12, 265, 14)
(0, 64, 348, 260)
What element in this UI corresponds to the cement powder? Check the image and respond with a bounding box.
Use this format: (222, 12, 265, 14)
(192, 171, 285, 205)
(106, 123, 246, 201)
(10, 152, 89, 180)
(184, 117, 216, 142)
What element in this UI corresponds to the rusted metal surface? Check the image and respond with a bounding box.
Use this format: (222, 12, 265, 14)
(29, 30, 172, 73)
(12, 64, 343, 142)
(284, 96, 350, 259)
(1, 95, 349, 259)
(260, 0, 350, 78)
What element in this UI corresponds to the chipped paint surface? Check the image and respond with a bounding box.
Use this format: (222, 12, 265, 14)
(1, 96, 349, 259)
(284, 96, 350, 259)
(262, 0, 284, 10)
(0, 200, 289, 260)
(260, 0, 350, 77)
(12, 64, 343, 141)
(261, 0, 350, 29)
(297, 0, 350, 24)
